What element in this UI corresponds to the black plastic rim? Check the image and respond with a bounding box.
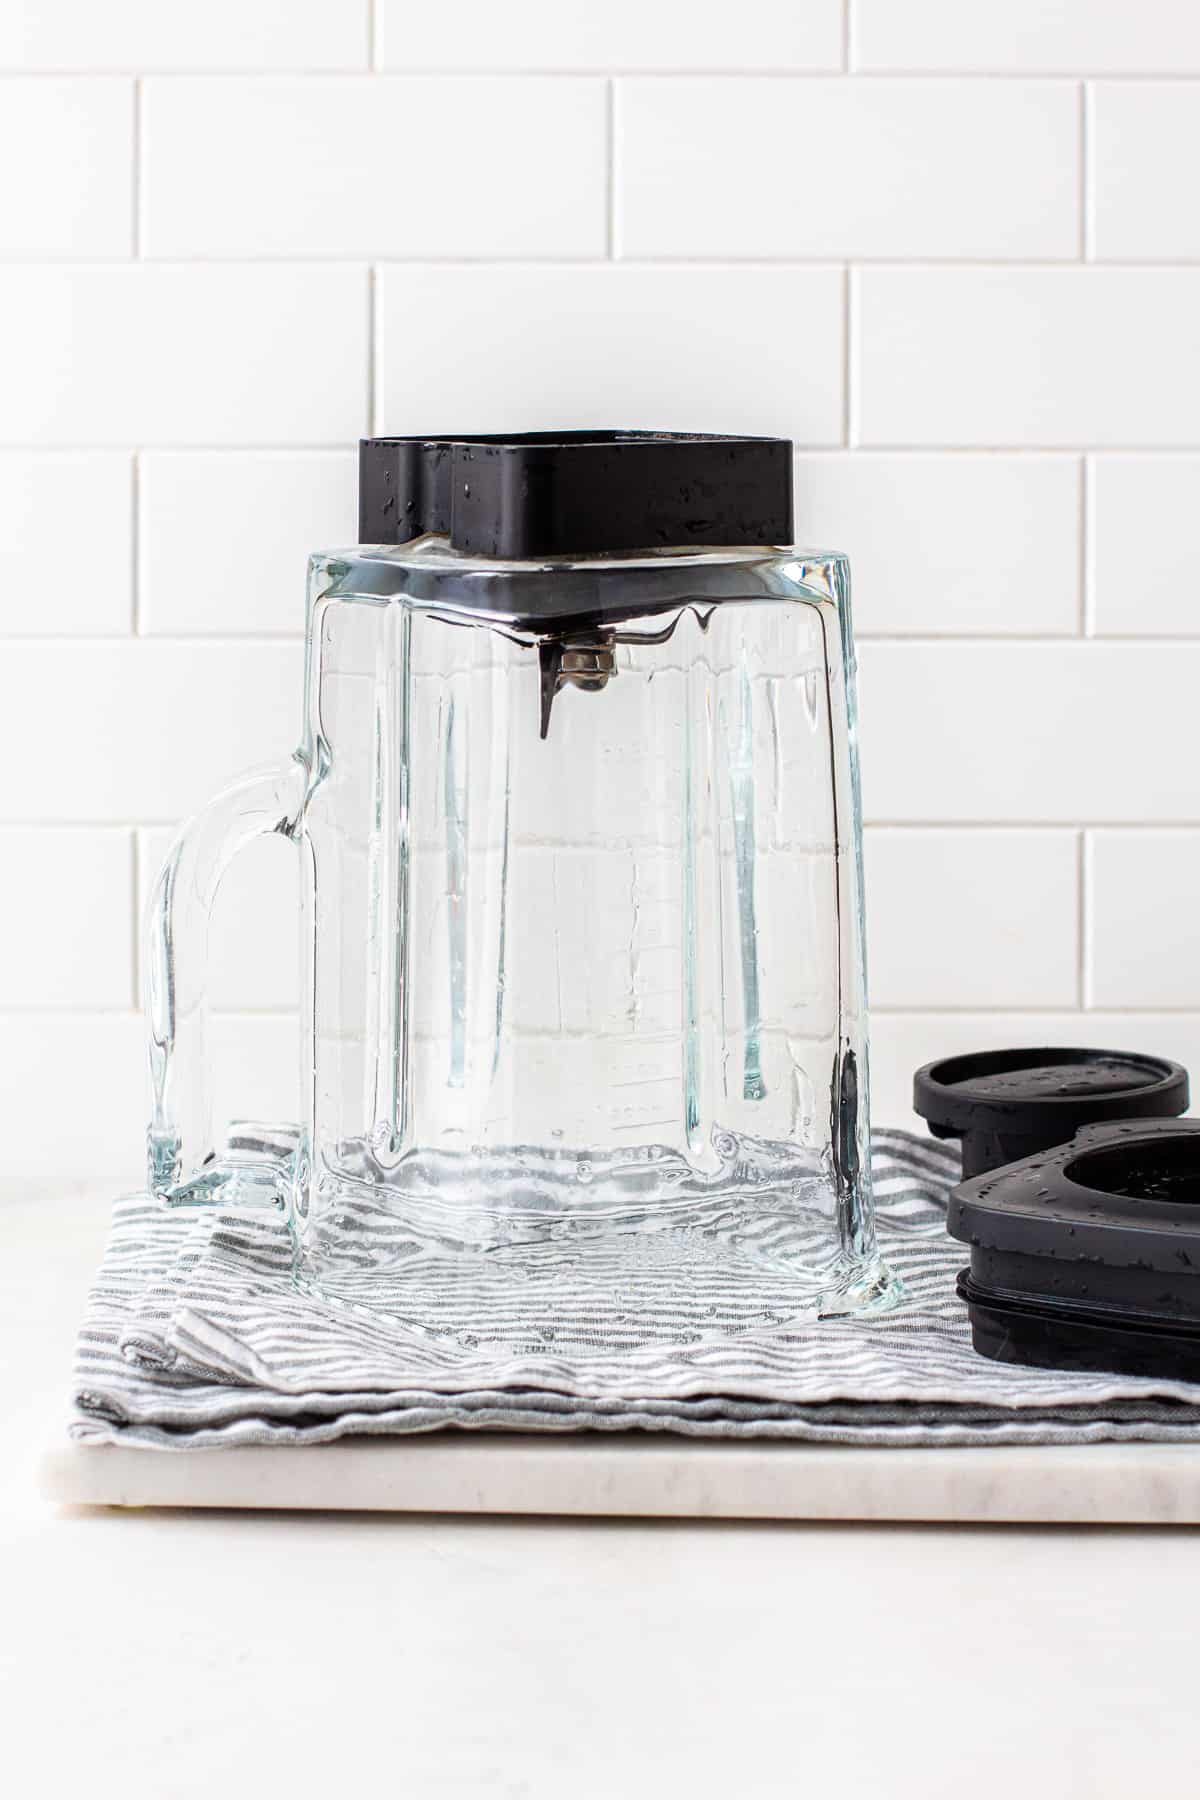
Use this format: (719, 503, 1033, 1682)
(957, 1271, 1200, 1381)
(358, 431, 795, 560)
(914, 1045, 1188, 1178)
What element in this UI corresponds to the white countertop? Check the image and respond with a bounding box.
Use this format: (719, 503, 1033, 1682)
(5, 1182, 1200, 1798)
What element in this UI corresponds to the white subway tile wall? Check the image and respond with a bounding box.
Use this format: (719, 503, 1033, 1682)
(1087, 833, 1200, 1010)
(855, 268, 1200, 447)
(1091, 83, 1200, 261)
(0, 78, 133, 256)
(143, 78, 609, 259)
(376, 265, 845, 438)
(1090, 458, 1200, 637)
(864, 829, 1080, 1010)
(3, 3, 1199, 1174)
(793, 454, 1081, 636)
(617, 79, 1080, 259)
(0, 3, 370, 71)
(376, 1, 845, 73)
(0, 454, 133, 633)
(139, 451, 358, 634)
(0, 830, 133, 1008)
(852, 2, 1200, 74)
(0, 267, 369, 445)
(0, 642, 303, 823)
(857, 643, 1200, 826)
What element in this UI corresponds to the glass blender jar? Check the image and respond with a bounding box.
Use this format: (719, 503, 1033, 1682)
(146, 432, 897, 1325)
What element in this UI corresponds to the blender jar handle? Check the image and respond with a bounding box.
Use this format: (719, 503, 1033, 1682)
(144, 757, 306, 1205)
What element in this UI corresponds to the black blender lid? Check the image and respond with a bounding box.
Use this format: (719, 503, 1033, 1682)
(358, 431, 794, 558)
(914, 1046, 1188, 1178)
(948, 1120, 1200, 1381)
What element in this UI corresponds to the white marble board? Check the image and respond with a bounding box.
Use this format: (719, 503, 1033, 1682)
(39, 1434, 1200, 1522)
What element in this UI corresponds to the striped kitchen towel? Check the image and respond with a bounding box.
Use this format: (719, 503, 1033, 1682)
(69, 1129, 1200, 1448)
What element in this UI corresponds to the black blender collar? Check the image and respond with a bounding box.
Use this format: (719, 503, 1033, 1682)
(358, 431, 794, 559)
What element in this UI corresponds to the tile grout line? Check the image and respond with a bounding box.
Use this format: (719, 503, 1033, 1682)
(367, 265, 378, 434)
(1080, 80, 1093, 259)
(4, 444, 1200, 459)
(0, 1005, 301, 1019)
(8, 817, 1200, 832)
(3, 636, 1197, 654)
(11, 256, 1200, 272)
(1077, 81, 1086, 259)
(3, 634, 307, 647)
(843, 266, 855, 446)
(860, 632, 1200, 646)
(130, 830, 141, 1012)
(864, 824, 1092, 838)
(131, 451, 141, 633)
(0, 444, 363, 455)
(132, 73, 145, 641)
(606, 78, 617, 259)
(1080, 454, 1094, 636)
(6, 1001, 1200, 1019)
(131, 77, 142, 256)
(4, 67, 1200, 79)
(869, 1005, 1200, 1018)
(864, 819, 1200, 830)
(1079, 450, 1086, 633)
(843, 0, 854, 73)
(14, 631, 1200, 649)
(1077, 828, 1089, 1009)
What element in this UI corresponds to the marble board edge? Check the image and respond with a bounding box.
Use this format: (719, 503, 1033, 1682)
(38, 1435, 1200, 1524)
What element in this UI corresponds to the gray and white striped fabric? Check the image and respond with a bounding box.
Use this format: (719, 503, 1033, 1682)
(70, 1130, 1200, 1448)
